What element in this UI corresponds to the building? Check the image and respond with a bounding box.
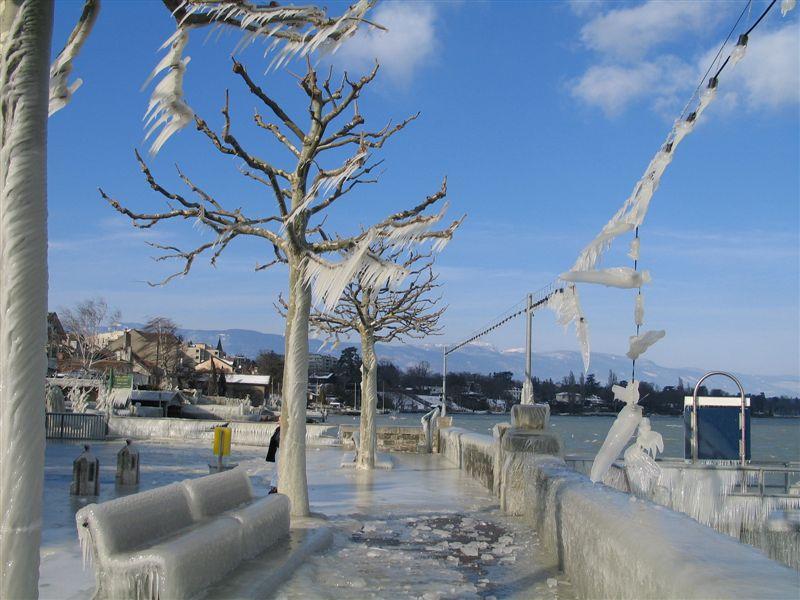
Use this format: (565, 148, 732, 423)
(103, 329, 187, 387)
(308, 353, 337, 374)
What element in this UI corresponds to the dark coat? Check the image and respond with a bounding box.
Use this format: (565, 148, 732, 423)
(266, 426, 280, 462)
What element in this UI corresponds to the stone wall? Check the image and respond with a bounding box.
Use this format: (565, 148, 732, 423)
(339, 425, 425, 453)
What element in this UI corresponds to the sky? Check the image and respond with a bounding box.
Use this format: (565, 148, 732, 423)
(48, 1, 799, 377)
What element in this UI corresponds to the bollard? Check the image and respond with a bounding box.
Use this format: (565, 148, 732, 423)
(71, 445, 100, 496)
(116, 439, 139, 486)
(209, 425, 236, 472)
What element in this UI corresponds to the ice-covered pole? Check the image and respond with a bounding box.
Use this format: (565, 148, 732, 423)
(0, 0, 52, 596)
(441, 347, 447, 416)
(521, 293, 534, 405)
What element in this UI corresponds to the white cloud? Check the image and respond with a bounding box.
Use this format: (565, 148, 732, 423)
(570, 56, 692, 116)
(571, 1, 799, 117)
(707, 24, 800, 111)
(330, 2, 437, 85)
(580, 1, 720, 59)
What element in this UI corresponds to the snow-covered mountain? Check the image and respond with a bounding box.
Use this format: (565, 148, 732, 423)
(173, 326, 800, 398)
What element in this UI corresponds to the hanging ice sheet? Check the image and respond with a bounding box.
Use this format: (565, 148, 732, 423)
(547, 286, 590, 372)
(560, 267, 651, 289)
(626, 329, 666, 361)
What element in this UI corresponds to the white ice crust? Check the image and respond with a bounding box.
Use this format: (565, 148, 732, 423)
(560, 267, 651, 289)
(626, 329, 666, 361)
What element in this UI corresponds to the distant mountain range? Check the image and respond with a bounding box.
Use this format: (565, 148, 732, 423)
(165, 325, 800, 398)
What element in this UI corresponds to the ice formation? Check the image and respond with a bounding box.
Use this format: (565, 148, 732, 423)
(142, 29, 193, 156)
(303, 235, 409, 312)
(48, 0, 98, 116)
(627, 237, 640, 261)
(590, 381, 642, 483)
(634, 294, 644, 327)
(622, 418, 663, 496)
(46, 384, 66, 413)
(560, 267, 651, 289)
(626, 329, 665, 361)
(0, 2, 51, 596)
(144, 0, 373, 153)
(547, 285, 590, 371)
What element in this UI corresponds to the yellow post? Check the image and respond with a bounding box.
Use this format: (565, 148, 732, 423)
(213, 426, 232, 457)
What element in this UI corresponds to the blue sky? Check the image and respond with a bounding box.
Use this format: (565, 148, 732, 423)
(48, 1, 799, 376)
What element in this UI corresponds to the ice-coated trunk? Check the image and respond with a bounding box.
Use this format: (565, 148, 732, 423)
(0, 1, 52, 597)
(357, 328, 377, 469)
(279, 255, 310, 516)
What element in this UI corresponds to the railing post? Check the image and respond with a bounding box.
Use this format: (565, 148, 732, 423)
(60, 414, 65, 439)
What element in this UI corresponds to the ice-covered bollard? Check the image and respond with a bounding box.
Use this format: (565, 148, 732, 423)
(71, 445, 99, 496)
(511, 403, 549, 430)
(116, 439, 139, 486)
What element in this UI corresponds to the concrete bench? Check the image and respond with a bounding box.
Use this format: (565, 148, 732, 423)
(76, 468, 290, 599)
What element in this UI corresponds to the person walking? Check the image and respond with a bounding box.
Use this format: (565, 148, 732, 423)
(266, 419, 280, 494)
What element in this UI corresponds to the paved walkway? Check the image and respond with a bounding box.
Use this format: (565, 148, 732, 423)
(40, 440, 573, 599)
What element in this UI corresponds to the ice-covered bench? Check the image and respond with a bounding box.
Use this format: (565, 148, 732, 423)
(76, 467, 289, 599)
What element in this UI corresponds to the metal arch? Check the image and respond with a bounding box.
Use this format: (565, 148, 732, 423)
(691, 371, 747, 465)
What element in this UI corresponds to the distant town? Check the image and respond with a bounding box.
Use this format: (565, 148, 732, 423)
(46, 299, 800, 418)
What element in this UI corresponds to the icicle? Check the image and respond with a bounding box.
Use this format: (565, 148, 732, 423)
(143, 28, 193, 155)
(626, 329, 665, 360)
(576, 316, 591, 372)
(303, 235, 409, 311)
(728, 42, 748, 69)
(560, 267, 651, 289)
(547, 286, 590, 372)
(781, 0, 796, 16)
(628, 237, 640, 261)
(283, 147, 368, 230)
(48, 0, 99, 116)
(144, 0, 373, 152)
(634, 294, 644, 327)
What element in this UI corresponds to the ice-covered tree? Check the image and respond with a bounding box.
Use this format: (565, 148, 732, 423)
(103, 59, 460, 515)
(308, 248, 448, 469)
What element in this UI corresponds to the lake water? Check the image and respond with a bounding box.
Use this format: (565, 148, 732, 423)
(326, 413, 800, 464)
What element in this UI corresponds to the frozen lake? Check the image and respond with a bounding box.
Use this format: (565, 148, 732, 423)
(40, 440, 572, 599)
(327, 414, 800, 462)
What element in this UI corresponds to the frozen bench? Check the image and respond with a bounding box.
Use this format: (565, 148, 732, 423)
(76, 467, 289, 599)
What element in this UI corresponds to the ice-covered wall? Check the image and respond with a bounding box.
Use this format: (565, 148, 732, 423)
(516, 456, 797, 599)
(439, 430, 797, 597)
(566, 458, 800, 570)
(107, 416, 339, 447)
(439, 427, 496, 490)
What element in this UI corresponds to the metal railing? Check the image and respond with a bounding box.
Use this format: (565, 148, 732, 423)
(46, 412, 107, 441)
